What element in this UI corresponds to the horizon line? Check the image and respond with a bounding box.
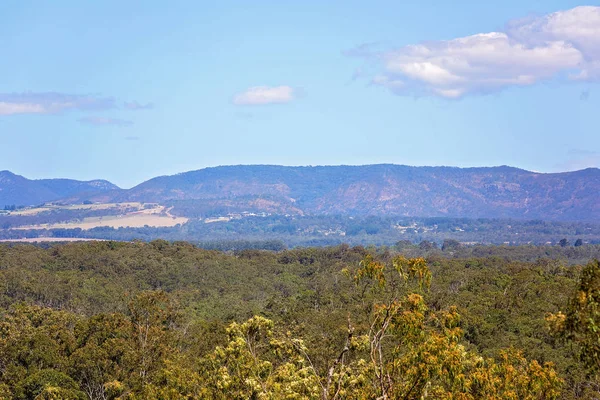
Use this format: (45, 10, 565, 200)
(2, 163, 599, 190)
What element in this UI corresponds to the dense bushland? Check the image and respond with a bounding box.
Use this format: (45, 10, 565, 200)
(0, 242, 598, 398)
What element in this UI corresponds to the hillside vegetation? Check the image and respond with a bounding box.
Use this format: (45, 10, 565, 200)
(3, 165, 600, 221)
(0, 242, 599, 398)
(113, 165, 600, 221)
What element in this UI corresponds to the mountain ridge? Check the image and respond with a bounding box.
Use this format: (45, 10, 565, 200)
(115, 164, 600, 221)
(0, 170, 120, 207)
(2, 165, 599, 221)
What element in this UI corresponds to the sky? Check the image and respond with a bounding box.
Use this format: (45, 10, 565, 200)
(1, 1, 599, 188)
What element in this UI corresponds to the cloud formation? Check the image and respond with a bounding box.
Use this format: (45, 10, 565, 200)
(0, 92, 116, 115)
(233, 86, 295, 105)
(124, 101, 154, 110)
(78, 116, 133, 127)
(349, 6, 600, 98)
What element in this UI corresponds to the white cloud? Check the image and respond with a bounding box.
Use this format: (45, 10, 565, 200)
(507, 6, 600, 56)
(78, 116, 133, 126)
(233, 86, 295, 105)
(354, 6, 600, 98)
(124, 101, 154, 110)
(370, 75, 405, 93)
(0, 102, 46, 115)
(0, 92, 116, 115)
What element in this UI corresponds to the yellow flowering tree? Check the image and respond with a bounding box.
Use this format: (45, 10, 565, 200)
(203, 255, 563, 399)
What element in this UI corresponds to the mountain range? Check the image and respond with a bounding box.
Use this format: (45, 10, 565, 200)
(2, 165, 599, 221)
(0, 170, 119, 207)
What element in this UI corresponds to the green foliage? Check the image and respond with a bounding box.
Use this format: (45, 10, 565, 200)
(0, 242, 595, 398)
(4, 214, 600, 249)
(549, 260, 600, 371)
(16, 369, 86, 400)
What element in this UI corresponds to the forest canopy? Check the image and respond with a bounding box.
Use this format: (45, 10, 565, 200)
(0, 241, 598, 398)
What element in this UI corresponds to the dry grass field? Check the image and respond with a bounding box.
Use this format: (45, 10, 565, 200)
(9, 203, 188, 230)
(9, 202, 147, 216)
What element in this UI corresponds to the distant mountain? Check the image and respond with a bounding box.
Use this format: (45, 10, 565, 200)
(0, 171, 120, 207)
(3, 165, 599, 221)
(114, 164, 600, 221)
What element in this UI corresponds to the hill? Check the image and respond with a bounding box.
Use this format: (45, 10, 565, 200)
(0, 170, 120, 207)
(3, 165, 599, 221)
(117, 164, 600, 221)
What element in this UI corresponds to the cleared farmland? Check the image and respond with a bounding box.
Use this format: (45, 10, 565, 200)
(7, 203, 188, 230)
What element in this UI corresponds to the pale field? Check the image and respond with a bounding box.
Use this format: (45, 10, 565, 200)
(10, 202, 147, 216)
(14, 214, 188, 230)
(9, 203, 188, 230)
(0, 238, 107, 243)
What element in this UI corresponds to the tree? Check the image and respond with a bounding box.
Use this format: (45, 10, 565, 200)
(328, 254, 563, 399)
(200, 255, 563, 399)
(394, 240, 414, 251)
(442, 239, 461, 251)
(418, 240, 438, 251)
(201, 315, 319, 399)
(548, 260, 600, 371)
(15, 369, 86, 400)
(69, 313, 132, 400)
(574, 239, 584, 247)
(126, 291, 180, 392)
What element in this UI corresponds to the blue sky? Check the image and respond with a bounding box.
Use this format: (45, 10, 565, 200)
(1, 1, 598, 188)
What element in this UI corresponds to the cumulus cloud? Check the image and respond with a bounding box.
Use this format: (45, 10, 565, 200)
(0, 92, 116, 115)
(349, 6, 600, 98)
(233, 86, 295, 105)
(124, 101, 154, 110)
(78, 116, 133, 127)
